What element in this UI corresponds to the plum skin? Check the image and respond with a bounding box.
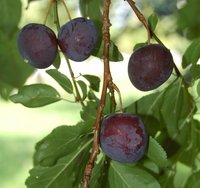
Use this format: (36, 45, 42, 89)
(100, 113, 148, 163)
(128, 44, 174, 91)
(58, 17, 98, 62)
(18, 23, 58, 69)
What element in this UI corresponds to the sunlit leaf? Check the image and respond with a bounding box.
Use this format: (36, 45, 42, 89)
(148, 13, 158, 32)
(92, 40, 124, 62)
(80, 101, 97, 124)
(147, 137, 168, 168)
(182, 38, 200, 68)
(34, 122, 92, 167)
(108, 161, 161, 188)
(82, 74, 100, 92)
(26, 139, 92, 188)
(10, 84, 61, 107)
(77, 80, 87, 101)
(0, 80, 13, 100)
(46, 69, 73, 94)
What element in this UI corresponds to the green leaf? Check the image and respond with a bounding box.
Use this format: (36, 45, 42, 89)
(10, 84, 61, 107)
(147, 137, 168, 168)
(148, 13, 158, 32)
(185, 171, 200, 188)
(0, 31, 34, 88)
(161, 79, 193, 144)
(90, 155, 109, 188)
(190, 64, 200, 82)
(34, 123, 92, 167)
(82, 74, 100, 92)
(142, 160, 159, 174)
(80, 101, 97, 124)
(177, 0, 200, 39)
(79, 0, 103, 35)
(197, 81, 200, 96)
(125, 79, 194, 144)
(103, 93, 112, 115)
(53, 52, 61, 69)
(77, 80, 87, 101)
(0, 80, 13, 100)
(133, 42, 147, 51)
(46, 69, 73, 94)
(88, 90, 99, 102)
(108, 161, 161, 188)
(178, 119, 200, 166)
(92, 40, 124, 62)
(0, 0, 21, 36)
(125, 90, 166, 136)
(182, 38, 200, 68)
(26, 139, 92, 188)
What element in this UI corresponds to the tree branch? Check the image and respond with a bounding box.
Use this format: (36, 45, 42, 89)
(81, 0, 113, 187)
(125, 0, 183, 81)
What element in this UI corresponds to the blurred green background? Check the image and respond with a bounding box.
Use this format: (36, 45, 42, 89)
(0, 0, 199, 187)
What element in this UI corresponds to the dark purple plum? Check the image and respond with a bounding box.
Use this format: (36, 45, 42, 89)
(58, 17, 98, 62)
(128, 44, 174, 91)
(18, 23, 58, 69)
(100, 113, 148, 163)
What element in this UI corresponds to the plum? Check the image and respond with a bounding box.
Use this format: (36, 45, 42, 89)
(58, 17, 98, 62)
(18, 23, 58, 69)
(100, 113, 148, 163)
(128, 44, 174, 91)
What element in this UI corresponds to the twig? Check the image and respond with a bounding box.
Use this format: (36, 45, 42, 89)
(111, 83, 123, 113)
(61, 0, 72, 20)
(53, 0, 85, 106)
(125, 0, 184, 81)
(43, 0, 55, 25)
(126, 0, 151, 44)
(82, 0, 113, 187)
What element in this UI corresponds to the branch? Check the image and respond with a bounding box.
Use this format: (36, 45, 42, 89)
(81, 0, 113, 187)
(126, 0, 151, 44)
(125, 0, 184, 82)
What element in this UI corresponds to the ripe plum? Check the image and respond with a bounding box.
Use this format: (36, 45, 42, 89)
(18, 23, 58, 69)
(100, 113, 148, 163)
(58, 17, 98, 62)
(128, 44, 174, 91)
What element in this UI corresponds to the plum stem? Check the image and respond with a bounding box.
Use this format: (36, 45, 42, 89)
(53, 1, 85, 106)
(113, 83, 123, 113)
(43, 0, 55, 25)
(125, 0, 186, 83)
(126, 0, 151, 44)
(53, 0, 60, 31)
(61, 0, 72, 20)
(82, 0, 122, 187)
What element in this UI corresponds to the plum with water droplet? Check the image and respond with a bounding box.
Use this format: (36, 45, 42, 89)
(18, 23, 58, 69)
